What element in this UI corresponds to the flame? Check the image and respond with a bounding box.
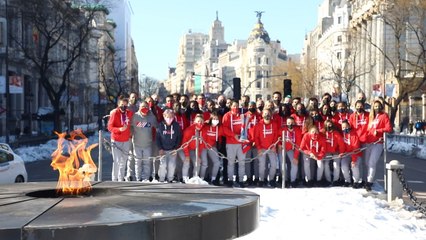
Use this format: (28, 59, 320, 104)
(51, 129, 98, 195)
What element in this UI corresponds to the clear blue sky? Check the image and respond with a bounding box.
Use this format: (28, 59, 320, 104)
(129, 0, 324, 81)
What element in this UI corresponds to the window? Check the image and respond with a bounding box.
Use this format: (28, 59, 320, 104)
(338, 16, 342, 24)
(337, 35, 342, 43)
(258, 57, 261, 64)
(266, 58, 269, 64)
(337, 52, 342, 59)
(266, 82, 270, 88)
(0, 150, 9, 164)
(256, 81, 261, 88)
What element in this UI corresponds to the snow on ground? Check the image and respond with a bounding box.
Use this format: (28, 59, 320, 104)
(239, 187, 426, 240)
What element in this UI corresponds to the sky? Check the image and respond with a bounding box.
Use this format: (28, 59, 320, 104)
(128, 0, 324, 81)
(9, 132, 426, 240)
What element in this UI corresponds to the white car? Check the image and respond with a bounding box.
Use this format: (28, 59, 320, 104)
(0, 143, 27, 183)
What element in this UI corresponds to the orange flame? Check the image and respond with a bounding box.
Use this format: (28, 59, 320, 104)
(51, 129, 98, 195)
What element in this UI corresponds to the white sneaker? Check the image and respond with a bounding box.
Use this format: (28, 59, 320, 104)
(183, 176, 189, 183)
(141, 179, 150, 183)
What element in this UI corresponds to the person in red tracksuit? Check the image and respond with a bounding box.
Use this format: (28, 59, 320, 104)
(222, 100, 247, 187)
(349, 100, 369, 183)
(291, 103, 308, 134)
(332, 101, 351, 131)
(201, 112, 223, 185)
(364, 100, 392, 191)
(254, 109, 280, 187)
(108, 96, 134, 181)
(340, 120, 362, 188)
(182, 114, 205, 182)
(310, 108, 325, 132)
(280, 116, 302, 188)
(300, 125, 326, 187)
(321, 119, 345, 186)
(245, 102, 261, 185)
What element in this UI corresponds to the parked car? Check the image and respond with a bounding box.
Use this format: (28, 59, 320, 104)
(0, 143, 27, 183)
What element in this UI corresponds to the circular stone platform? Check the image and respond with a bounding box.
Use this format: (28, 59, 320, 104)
(0, 182, 259, 240)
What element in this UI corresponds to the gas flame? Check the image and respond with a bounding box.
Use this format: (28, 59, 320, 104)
(51, 129, 98, 195)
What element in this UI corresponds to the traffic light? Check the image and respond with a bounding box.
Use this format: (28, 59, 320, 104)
(233, 78, 241, 100)
(283, 79, 292, 97)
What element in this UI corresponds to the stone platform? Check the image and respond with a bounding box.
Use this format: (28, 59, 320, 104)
(0, 182, 259, 240)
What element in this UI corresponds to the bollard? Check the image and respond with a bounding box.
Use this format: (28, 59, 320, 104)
(281, 131, 286, 189)
(98, 130, 103, 181)
(386, 160, 405, 202)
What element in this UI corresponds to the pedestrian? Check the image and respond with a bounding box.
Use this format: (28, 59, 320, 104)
(222, 100, 247, 187)
(130, 101, 157, 182)
(156, 109, 183, 183)
(201, 112, 224, 185)
(108, 96, 134, 181)
(245, 101, 261, 185)
(340, 120, 362, 188)
(321, 120, 345, 186)
(254, 109, 280, 187)
(300, 125, 327, 187)
(182, 114, 205, 182)
(125, 92, 139, 181)
(280, 116, 302, 188)
(364, 100, 392, 191)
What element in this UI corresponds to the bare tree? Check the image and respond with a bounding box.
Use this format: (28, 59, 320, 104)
(139, 76, 160, 99)
(364, 0, 426, 123)
(100, 53, 130, 105)
(10, 0, 106, 132)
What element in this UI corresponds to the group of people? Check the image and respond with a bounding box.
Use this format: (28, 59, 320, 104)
(107, 90, 392, 191)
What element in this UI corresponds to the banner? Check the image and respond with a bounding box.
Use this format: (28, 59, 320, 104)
(372, 84, 382, 97)
(385, 84, 396, 98)
(9, 75, 23, 94)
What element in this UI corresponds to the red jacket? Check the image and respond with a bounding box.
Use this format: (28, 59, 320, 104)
(290, 113, 307, 134)
(202, 125, 223, 148)
(349, 112, 369, 143)
(254, 120, 280, 150)
(151, 105, 163, 123)
(342, 131, 361, 162)
(108, 108, 133, 142)
(174, 114, 189, 131)
(324, 130, 345, 154)
(300, 133, 327, 160)
(182, 124, 205, 157)
(222, 111, 244, 144)
(332, 112, 350, 130)
(365, 112, 392, 143)
(281, 126, 302, 160)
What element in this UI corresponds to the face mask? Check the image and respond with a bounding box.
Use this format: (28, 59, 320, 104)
(197, 99, 206, 106)
(356, 108, 364, 113)
(195, 122, 204, 130)
(140, 107, 149, 115)
(273, 100, 280, 105)
(119, 106, 127, 112)
(337, 109, 345, 113)
(330, 106, 336, 112)
(166, 102, 173, 109)
(297, 109, 304, 115)
(343, 128, 350, 134)
(263, 115, 271, 120)
(219, 100, 226, 107)
(325, 126, 333, 132)
(231, 108, 239, 115)
(322, 110, 328, 115)
(211, 119, 219, 126)
(312, 115, 320, 121)
(258, 106, 264, 111)
(248, 108, 256, 113)
(165, 117, 173, 125)
(287, 124, 294, 129)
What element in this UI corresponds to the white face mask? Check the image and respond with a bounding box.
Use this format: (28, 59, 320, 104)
(211, 119, 219, 126)
(165, 117, 173, 125)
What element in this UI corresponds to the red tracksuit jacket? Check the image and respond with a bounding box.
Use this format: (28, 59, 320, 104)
(323, 130, 346, 154)
(300, 133, 327, 160)
(349, 112, 369, 143)
(365, 112, 392, 143)
(254, 120, 280, 150)
(222, 111, 244, 145)
(281, 126, 302, 160)
(342, 131, 361, 163)
(182, 123, 205, 157)
(202, 125, 223, 149)
(108, 108, 133, 142)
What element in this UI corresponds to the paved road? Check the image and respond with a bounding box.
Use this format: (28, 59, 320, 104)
(25, 147, 426, 205)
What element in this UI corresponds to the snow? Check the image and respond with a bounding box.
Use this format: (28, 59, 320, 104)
(10, 132, 426, 239)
